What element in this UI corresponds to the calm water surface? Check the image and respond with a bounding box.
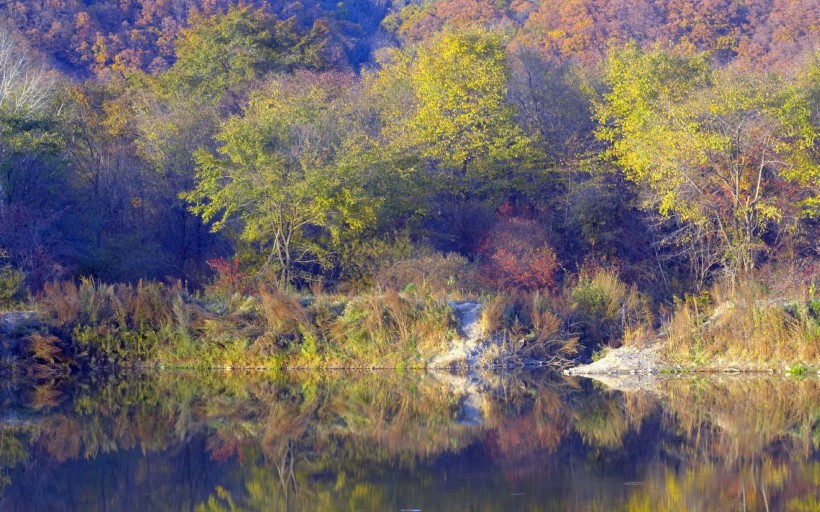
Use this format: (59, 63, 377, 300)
(0, 370, 818, 511)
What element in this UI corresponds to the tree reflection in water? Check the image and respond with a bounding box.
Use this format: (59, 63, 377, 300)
(0, 371, 817, 511)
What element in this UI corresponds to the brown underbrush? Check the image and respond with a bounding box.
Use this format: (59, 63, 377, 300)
(480, 289, 578, 364)
(375, 249, 484, 299)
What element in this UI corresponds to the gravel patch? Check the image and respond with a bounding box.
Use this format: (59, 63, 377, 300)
(564, 343, 666, 376)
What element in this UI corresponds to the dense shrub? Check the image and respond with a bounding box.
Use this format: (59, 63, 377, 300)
(39, 278, 179, 331)
(0, 266, 26, 308)
(258, 283, 309, 339)
(205, 257, 252, 298)
(478, 218, 559, 291)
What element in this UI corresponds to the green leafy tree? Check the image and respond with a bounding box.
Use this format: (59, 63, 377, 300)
(370, 28, 539, 253)
(185, 72, 378, 286)
(403, 28, 533, 182)
(596, 44, 818, 280)
(781, 51, 820, 219)
(113, 7, 332, 281)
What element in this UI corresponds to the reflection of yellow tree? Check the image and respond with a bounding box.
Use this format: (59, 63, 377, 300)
(623, 462, 820, 512)
(0, 428, 28, 491)
(572, 389, 656, 449)
(580, 376, 820, 511)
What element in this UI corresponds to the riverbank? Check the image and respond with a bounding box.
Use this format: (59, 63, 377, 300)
(0, 278, 581, 373)
(567, 278, 820, 378)
(3, 270, 817, 374)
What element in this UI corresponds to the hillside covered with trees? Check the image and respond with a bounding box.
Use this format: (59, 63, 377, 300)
(0, 0, 817, 370)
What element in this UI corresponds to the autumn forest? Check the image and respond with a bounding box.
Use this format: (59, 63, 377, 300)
(0, 0, 818, 370)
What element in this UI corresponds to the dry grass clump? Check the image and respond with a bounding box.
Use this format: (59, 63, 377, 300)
(241, 283, 456, 368)
(246, 283, 323, 364)
(39, 278, 178, 331)
(24, 333, 71, 372)
(258, 283, 309, 337)
(567, 266, 653, 348)
(34, 278, 187, 365)
(376, 249, 482, 298)
(666, 275, 820, 365)
(40, 280, 80, 327)
(328, 287, 456, 367)
(481, 289, 578, 363)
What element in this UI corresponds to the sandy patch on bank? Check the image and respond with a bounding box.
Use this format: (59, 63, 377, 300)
(429, 301, 498, 368)
(564, 342, 667, 376)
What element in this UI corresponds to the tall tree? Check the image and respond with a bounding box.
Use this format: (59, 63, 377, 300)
(371, 28, 539, 253)
(0, 27, 67, 285)
(159, 5, 330, 105)
(596, 44, 818, 280)
(781, 52, 820, 220)
(185, 72, 378, 286)
(403, 28, 532, 180)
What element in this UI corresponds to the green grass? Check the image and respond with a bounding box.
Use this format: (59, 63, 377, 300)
(789, 364, 809, 378)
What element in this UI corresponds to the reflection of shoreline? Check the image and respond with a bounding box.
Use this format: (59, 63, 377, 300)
(0, 371, 817, 511)
(574, 370, 820, 391)
(566, 337, 820, 377)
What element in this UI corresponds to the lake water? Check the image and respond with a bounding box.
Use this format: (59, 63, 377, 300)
(0, 370, 817, 511)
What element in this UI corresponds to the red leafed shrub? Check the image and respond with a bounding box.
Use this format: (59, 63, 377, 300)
(206, 257, 249, 295)
(478, 218, 559, 290)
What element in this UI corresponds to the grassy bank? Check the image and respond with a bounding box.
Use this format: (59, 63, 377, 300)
(664, 276, 820, 370)
(2, 263, 652, 372)
(3, 278, 462, 371)
(3, 262, 817, 373)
